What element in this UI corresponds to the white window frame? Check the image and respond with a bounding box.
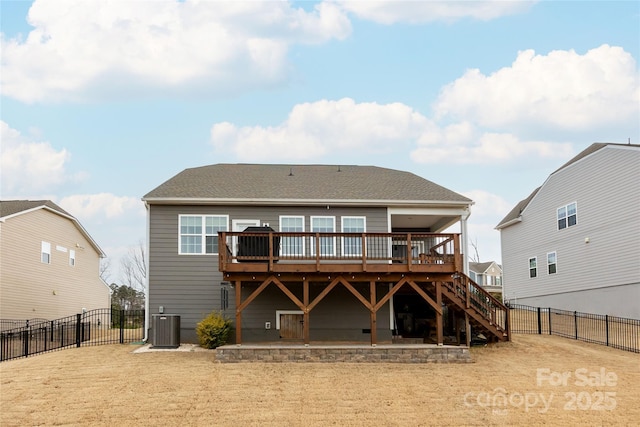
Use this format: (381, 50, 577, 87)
(310, 216, 336, 256)
(547, 251, 557, 275)
(69, 249, 76, 267)
(529, 257, 537, 278)
(279, 215, 305, 256)
(341, 216, 366, 257)
(557, 202, 577, 230)
(41, 241, 51, 264)
(178, 214, 229, 255)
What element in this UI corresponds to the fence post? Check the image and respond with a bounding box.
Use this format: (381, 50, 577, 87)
(76, 313, 82, 347)
(537, 307, 542, 335)
(119, 310, 125, 344)
(23, 329, 29, 357)
(548, 308, 552, 335)
(574, 311, 578, 340)
(605, 315, 609, 347)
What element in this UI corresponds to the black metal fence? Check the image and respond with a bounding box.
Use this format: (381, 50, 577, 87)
(507, 303, 639, 353)
(0, 308, 145, 362)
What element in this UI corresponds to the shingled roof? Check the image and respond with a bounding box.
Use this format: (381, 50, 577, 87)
(143, 164, 471, 206)
(0, 200, 72, 219)
(496, 142, 640, 229)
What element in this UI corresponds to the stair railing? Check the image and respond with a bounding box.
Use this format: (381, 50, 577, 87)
(445, 273, 510, 337)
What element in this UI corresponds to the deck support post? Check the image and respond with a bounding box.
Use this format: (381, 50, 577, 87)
(370, 281, 377, 346)
(303, 279, 310, 345)
(235, 280, 242, 345)
(465, 312, 471, 347)
(436, 282, 443, 345)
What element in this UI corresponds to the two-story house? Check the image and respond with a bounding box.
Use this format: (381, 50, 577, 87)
(496, 143, 640, 319)
(143, 164, 509, 345)
(468, 261, 502, 300)
(0, 200, 111, 322)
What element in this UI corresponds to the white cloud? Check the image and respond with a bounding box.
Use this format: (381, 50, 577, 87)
(336, 0, 535, 24)
(434, 45, 640, 131)
(1, 0, 351, 103)
(0, 120, 82, 196)
(212, 98, 576, 164)
(58, 193, 144, 222)
(211, 97, 432, 161)
(462, 190, 513, 218)
(411, 123, 573, 164)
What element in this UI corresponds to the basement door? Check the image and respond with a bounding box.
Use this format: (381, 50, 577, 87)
(279, 313, 304, 339)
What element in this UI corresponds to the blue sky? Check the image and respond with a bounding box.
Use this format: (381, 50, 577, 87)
(1, 0, 638, 283)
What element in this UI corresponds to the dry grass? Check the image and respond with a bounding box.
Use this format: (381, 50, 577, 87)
(1, 335, 639, 426)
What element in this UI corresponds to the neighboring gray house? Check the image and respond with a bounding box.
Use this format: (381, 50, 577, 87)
(468, 261, 502, 298)
(496, 143, 640, 319)
(143, 164, 510, 345)
(0, 200, 111, 322)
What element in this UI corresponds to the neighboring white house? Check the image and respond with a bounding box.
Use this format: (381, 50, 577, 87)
(468, 261, 502, 298)
(496, 143, 640, 319)
(0, 200, 111, 321)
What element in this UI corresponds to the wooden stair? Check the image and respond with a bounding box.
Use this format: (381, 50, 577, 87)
(441, 272, 510, 342)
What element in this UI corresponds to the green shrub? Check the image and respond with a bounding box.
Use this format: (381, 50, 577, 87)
(196, 311, 233, 349)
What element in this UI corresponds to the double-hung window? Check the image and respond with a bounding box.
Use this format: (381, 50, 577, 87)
(547, 251, 557, 275)
(280, 216, 304, 256)
(557, 202, 577, 230)
(341, 216, 366, 257)
(529, 257, 537, 278)
(41, 241, 51, 264)
(179, 215, 228, 254)
(311, 216, 336, 256)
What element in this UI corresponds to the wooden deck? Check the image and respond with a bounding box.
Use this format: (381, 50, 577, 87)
(218, 231, 509, 347)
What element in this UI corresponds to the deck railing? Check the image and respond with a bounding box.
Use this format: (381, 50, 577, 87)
(219, 232, 461, 271)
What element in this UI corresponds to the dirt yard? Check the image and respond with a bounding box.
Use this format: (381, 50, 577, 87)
(1, 335, 638, 426)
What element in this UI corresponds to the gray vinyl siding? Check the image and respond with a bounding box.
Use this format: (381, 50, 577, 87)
(238, 284, 392, 343)
(501, 146, 640, 317)
(148, 204, 390, 342)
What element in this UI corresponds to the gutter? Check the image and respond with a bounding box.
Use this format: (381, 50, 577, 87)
(141, 197, 472, 208)
(495, 216, 522, 230)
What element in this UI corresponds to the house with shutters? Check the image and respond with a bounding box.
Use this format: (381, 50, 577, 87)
(496, 143, 640, 319)
(143, 164, 510, 345)
(0, 200, 111, 322)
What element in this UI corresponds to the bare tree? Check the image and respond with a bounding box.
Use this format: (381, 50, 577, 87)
(469, 238, 481, 263)
(120, 240, 147, 293)
(99, 258, 111, 283)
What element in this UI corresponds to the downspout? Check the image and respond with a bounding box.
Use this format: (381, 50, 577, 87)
(461, 207, 471, 276)
(143, 201, 151, 343)
(387, 208, 395, 332)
